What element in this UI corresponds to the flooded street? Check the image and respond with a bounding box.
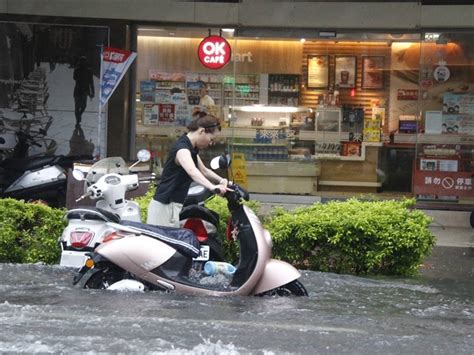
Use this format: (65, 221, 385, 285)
(0, 261, 472, 354)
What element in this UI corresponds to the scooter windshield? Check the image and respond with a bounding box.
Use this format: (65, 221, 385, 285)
(85, 157, 129, 186)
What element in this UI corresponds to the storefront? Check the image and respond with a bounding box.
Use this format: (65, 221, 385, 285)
(133, 26, 473, 204)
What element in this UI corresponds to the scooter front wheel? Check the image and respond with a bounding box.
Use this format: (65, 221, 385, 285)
(256, 280, 308, 297)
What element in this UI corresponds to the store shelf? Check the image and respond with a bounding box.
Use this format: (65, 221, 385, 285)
(268, 74, 300, 106)
(395, 134, 474, 145)
(232, 142, 287, 147)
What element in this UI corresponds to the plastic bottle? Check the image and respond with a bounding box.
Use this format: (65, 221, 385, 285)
(204, 261, 236, 276)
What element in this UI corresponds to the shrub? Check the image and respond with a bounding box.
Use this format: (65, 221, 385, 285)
(265, 198, 436, 276)
(0, 198, 66, 264)
(133, 184, 156, 221)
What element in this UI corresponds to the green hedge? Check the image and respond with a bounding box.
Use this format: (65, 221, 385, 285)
(0, 198, 66, 264)
(133, 189, 435, 276)
(266, 198, 436, 276)
(0, 193, 436, 276)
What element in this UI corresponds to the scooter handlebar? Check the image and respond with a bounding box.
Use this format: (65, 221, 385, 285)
(75, 191, 92, 202)
(138, 175, 155, 182)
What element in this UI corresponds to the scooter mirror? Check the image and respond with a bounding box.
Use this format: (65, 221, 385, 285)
(137, 149, 151, 163)
(72, 169, 85, 181)
(210, 154, 231, 170)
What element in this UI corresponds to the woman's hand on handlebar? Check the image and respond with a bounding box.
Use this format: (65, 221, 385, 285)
(213, 181, 233, 196)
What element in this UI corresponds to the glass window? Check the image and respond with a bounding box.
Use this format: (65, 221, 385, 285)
(413, 31, 474, 204)
(133, 27, 473, 201)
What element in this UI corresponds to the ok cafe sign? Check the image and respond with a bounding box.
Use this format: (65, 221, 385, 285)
(198, 35, 232, 70)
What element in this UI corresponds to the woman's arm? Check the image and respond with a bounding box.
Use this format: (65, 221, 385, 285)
(196, 155, 226, 184)
(176, 149, 227, 193)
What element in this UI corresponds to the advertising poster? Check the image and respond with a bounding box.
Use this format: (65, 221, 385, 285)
(335, 56, 356, 89)
(425, 111, 443, 134)
(143, 103, 158, 125)
(443, 93, 474, 115)
(441, 114, 474, 135)
(0, 21, 108, 158)
(149, 70, 185, 82)
(307, 55, 329, 89)
(158, 104, 175, 124)
(362, 56, 384, 89)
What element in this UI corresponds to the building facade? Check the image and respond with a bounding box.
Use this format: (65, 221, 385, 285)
(1, 1, 473, 206)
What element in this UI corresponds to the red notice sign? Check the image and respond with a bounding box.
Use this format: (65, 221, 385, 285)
(413, 170, 473, 197)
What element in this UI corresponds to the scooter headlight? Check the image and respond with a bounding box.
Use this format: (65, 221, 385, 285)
(105, 175, 121, 185)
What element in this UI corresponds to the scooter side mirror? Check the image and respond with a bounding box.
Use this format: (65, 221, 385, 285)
(210, 154, 231, 170)
(130, 149, 151, 170)
(137, 149, 151, 163)
(72, 169, 85, 181)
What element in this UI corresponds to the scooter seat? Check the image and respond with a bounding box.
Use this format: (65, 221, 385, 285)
(65, 207, 121, 223)
(121, 220, 200, 258)
(179, 204, 219, 226)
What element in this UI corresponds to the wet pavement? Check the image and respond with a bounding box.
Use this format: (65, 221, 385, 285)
(0, 253, 472, 354)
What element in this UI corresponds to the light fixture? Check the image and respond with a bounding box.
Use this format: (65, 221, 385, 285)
(300, 38, 306, 43)
(319, 31, 337, 38)
(424, 32, 440, 43)
(236, 106, 309, 113)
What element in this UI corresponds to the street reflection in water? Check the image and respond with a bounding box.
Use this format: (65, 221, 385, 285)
(0, 263, 472, 354)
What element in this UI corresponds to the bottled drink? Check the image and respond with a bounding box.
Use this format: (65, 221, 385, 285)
(204, 261, 236, 276)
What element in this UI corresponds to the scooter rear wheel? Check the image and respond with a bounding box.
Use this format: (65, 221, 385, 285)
(257, 280, 308, 297)
(84, 267, 125, 290)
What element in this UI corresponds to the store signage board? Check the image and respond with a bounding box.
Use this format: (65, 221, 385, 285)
(413, 171, 473, 197)
(198, 35, 232, 69)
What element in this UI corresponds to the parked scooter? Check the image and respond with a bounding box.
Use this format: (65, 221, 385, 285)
(72, 155, 308, 296)
(60, 150, 226, 268)
(0, 152, 90, 207)
(59, 150, 152, 268)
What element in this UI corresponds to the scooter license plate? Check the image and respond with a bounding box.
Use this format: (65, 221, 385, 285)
(193, 245, 210, 261)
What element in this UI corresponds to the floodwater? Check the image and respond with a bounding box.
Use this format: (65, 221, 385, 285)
(0, 260, 472, 354)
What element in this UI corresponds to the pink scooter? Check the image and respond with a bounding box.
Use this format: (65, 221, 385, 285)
(73, 156, 307, 297)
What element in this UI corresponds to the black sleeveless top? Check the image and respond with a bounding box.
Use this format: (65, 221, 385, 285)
(153, 134, 198, 204)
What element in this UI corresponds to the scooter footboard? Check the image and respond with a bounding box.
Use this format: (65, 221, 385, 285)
(251, 259, 301, 295)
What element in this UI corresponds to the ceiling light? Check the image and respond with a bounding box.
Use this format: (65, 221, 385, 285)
(319, 31, 337, 38)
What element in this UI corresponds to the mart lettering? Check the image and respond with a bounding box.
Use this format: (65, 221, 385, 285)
(232, 52, 253, 63)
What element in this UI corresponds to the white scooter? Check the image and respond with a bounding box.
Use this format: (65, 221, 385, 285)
(58, 150, 153, 268)
(59, 150, 227, 268)
(73, 155, 308, 297)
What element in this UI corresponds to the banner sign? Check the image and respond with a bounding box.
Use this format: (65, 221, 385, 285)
(100, 47, 137, 106)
